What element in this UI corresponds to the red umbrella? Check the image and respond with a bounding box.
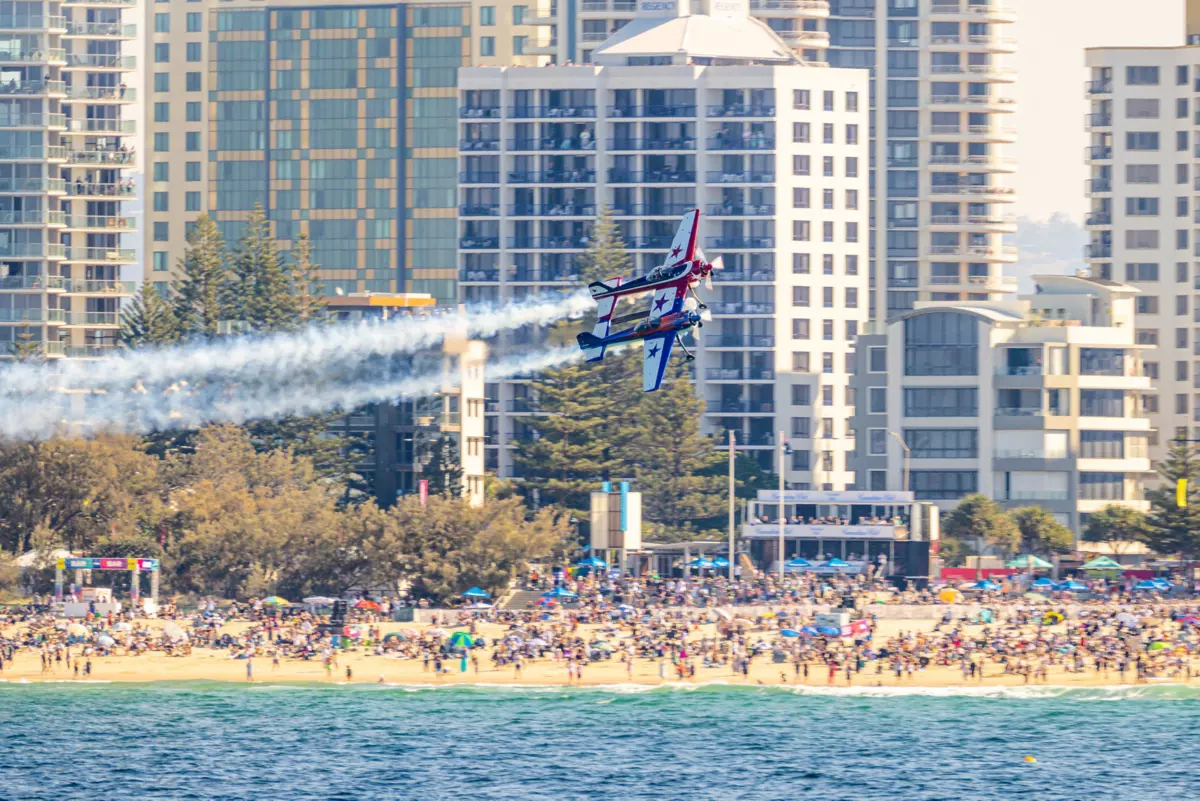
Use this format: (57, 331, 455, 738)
(354, 599, 381, 611)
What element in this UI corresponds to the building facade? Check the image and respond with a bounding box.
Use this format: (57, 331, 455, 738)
(849, 275, 1154, 538)
(0, 0, 137, 359)
(1085, 13, 1200, 463)
(525, 0, 1018, 320)
(143, 0, 541, 306)
(459, 0, 869, 485)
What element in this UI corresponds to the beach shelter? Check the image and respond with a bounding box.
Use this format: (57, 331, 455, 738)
(462, 587, 491, 599)
(448, 631, 476, 648)
(799, 626, 821, 636)
(261, 596, 288, 606)
(816, 626, 842, 637)
(1055, 580, 1089, 592)
(972, 579, 1001, 591)
(303, 596, 337, 605)
(1005, 555, 1053, 570)
(1080, 556, 1124, 571)
(542, 587, 578, 599)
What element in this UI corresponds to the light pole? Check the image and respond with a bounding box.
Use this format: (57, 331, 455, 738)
(889, 431, 910, 494)
(727, 429, 736, 581)
(778, 430, 788, 582)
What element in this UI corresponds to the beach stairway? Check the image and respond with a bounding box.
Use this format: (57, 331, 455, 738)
(502, 589, 542, 610)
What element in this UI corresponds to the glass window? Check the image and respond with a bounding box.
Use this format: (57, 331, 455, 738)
(186, 162, 200, 181)
(868, 387, 886, 413)
(153, 222, 169, 242)
(1080, 431, 1124, 459)
(480, 6, 495, 25)
(480, 36, 495, 57)
(152, 251, 169, 272)
(903, 388, 978, 417)
(154, 73, 169, 92)
(513, 5, 526, 24)
(1079, 472, 1125, 500)
(868, 347, 886, 372)
(153, 162, 169, 181)
(186, 132, 200, 151)
(187, 12, 202, 32)
(154, 43, 170, 63)
(154, 132, 169, 151)
(513, 35, 526, 55)
(186, 192, 201, 212)
(153, 192, 169, 212)
(905, 429, 978, 459)
(1080, 389, 1125, 417)
(1126, 66, 1159, 85)
(187, 42, 201, 62)
(186, 72, 201, 92)
(153, 102, 169, 123)
(154, 12, 170, 32)
(904, 311, 978, 375)
(186, 102, 201, 122)
(911, 470, 977, 500)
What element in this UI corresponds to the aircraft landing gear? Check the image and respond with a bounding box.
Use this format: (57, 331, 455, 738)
(677, 335, 696, 362)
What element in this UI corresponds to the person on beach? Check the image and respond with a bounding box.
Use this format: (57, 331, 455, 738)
(246, 658, 253, 682)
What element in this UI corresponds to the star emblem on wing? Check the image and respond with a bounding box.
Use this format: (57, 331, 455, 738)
(647, 344, 660, 358)
(670, 246, 681, 258)
(654, 296, 668, 311)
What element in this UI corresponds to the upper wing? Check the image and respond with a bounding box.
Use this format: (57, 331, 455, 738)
(664, 208, 700, 267)
(646, 279, 687, 322)
(642, 334, 674, 392)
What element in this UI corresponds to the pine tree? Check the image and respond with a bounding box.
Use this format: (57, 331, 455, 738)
(622, 359, 724, 537)
(226, 204, 297, 333)
(290, 232, 326, 324)
(174, 214, 229, 339)
(8, 325, 44, 361)
(577, 207, 632, 284)
(120, 282, 180, 348)
(1146, 439, 1200, 557)
(421, 434, 464, 498)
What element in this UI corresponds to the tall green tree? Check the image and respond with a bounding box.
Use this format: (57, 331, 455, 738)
(8, 324, 44, 361)
(225, 204, 297, 333)
(420, 433, 464, 498)
(120, 282, 180, 347)
(1010, 506, 1074, 556)
(577, 207, 632, 284)
(290, 231, 326, 324)
(174, 214, 229, 339)
(1145, 439, 1200, 557)
(941, 494, 1020, 557)
(1081, 504, 1151, 554)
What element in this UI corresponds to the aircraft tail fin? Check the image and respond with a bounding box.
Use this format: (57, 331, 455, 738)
(578, 292, 619, 361)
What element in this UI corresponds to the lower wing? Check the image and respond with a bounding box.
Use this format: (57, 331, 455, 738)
(642, 334, 674, 392)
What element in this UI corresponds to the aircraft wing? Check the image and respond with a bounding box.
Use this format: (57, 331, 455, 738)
(642, 333, 674, 392)
(646, 279, 686, 322)
(664, 208, 700, 267)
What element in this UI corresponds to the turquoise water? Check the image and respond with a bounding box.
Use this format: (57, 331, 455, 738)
(1, 682, 1197, 800)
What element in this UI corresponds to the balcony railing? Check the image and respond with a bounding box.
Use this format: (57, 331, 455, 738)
(718, 270, 776, 282)
(707, 204, 775, 217)
(0, 144, 65, 159)
(706, 237, 774, 249)
(995, 407, 1043, 417)
(63, 246, 135, 262)
(0, 275, 65, 290)
(508, 203, 595, 216)
(460, 106, 500, 119)
(707, 170, 774, 184)
(64, 85, 135, 101)
(0, 79, 65, 95)
(607, 105, 697, 118)
(66, 118, 135, 134)
(607, 138, 695, 151)
(65, 148, 134, 165)
(713, 401, 775, 413)
(705, 334, 775, 347)
(1085, 112, 1112, 127)
(1084, 243, 1111, 259)
(461, 269, 499, 282)
(994, 449, 1070, 460)
(64, 54, 135, 69)
(64, 21, 136, 36)
(0, 177, 64, 193)
(458, 172, 499, 184)
(0, 112, 65, 127)
(459, 236, 500, 249)
(0, 243, 60, 258)
(0, 14, 65, 29)
(0, 48, 65, 63)
(708, 136, 776, 151)
(704, 368, 776, 381)
(508, 106, 596, 119)
(0, 209, 64, 225)
(459, 138, 499, 151)
(1086, 178, 1111, 193)
(709, 301, 775, 314)
(1085, 145, 1112, 160)
(63, 278, 136, 294)
(1085, 213, 1111, 226)
(460, 204, 500, 216)
(995, 365, 1042, 376)
(606, 169, 695, 183)
(706, 104, 775, 118)
(609, 203, 694, 216)
(508, 237, 589, 249)
(509, 170, 596, 183)
(68, 180, 134, 196)
(65, 215, 134, 230)
(508, 137, 595, 151)
(508, 269, 579, 282)
(1085, 80, 1112, 95)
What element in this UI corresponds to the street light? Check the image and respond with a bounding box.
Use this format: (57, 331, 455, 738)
(777, 431, 792, 581)
(889, 431, 910, 494)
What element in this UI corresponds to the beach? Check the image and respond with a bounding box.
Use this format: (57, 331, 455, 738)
(4, 616, 1194, 689)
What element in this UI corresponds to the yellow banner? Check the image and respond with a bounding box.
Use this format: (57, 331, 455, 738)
(1178, 478, 1189, 508)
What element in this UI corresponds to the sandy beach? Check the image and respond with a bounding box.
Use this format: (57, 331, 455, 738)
(4, 617, 1192, 689)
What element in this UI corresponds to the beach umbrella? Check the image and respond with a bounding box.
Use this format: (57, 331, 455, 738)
(426, 627, 446, 638)
(383, 632, 406, 643)
(66, 623, 88, 637)
(972, 580, 1001, 591)
(542, 587, 578, 599)
(1005, 555, 1053, 570)
(1031, 577, 1055, 588)
(303, 596, 337, 605)
(688, 557, 715, 569)
(398, 628, 418, 638)
(711, 557, 731, 568)
(462, 587, 491, 599)
(780, 628, 801, 638)
(1134, 580, 1159, 591)
(1178, 615, 1200, 627)
(590, 641, 614, 652)
(821, 558, 851, 568)
(112, 621, 133, 632)
(760, 611, 777, 619)
(799, 626, 820, 636)
(466, 602, 494, 610)
(1080, 556, 1124, 571)
(1149, 641, 1171, 651)
(448, 631, 475, 648)
(575, 556, 608, 569)
(95, 634, 115, 647)
(786, 557, 813, 568)
(528, 637, 549, 647)
(354, 599, 381, 611)
(261, 596, 288, 606)
(937, 588, 964, 604)
(1151, 577, 1173, 590)
(816, 626, 842, 637)
(1043, 611, 1064, 625)
(1055, 580, 1089, 592)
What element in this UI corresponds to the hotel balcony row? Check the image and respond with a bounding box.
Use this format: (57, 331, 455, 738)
(458, 168, 777, 185)
(460, 202, 778, 219)
(0, 275, 135, 293)
(460, 235, 777, 251)
(0, 309, 121, 326)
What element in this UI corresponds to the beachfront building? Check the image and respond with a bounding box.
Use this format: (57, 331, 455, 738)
(526, 0, 1019, 321)
(0, 0, 137, 359)
(1084, 4, 1200, 462)
(325, 292, 488, 506)
(143, 0, 542, 306)
(848, 274, 1154, 539)
(458, 0, 870, 484)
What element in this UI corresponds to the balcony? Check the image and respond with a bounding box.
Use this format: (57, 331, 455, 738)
(718, 269, 775, 282)
(460, 106, 500, 119)
(1086, 178, 1111, 194)
(706, 237, 774, 250)
(508, 137, 595, 152)
(509, 169, 596, 184)
(927, 184, 1016, 198)
(927, 244, 1017, 259)
(777, 29, 831, 47)
(508, 269, 579, 282)
(607, 137, 695, 151)
(64, 85, 135, 102)
(707, 170, 774, 184)
(994, 449, 1071, 460)
(508, 237, 588, 249)
(1085, 213, 1111, 227)
(749, 0, 829, 10)
(0, 79, 65, 96)
(64, 21, 136, 37)
(0, 243, 60, 259)
(0, 274, 65, 290)
(459, 138, 499, 151)
(1086, 80, 1112, 95)
(705, 334, 775, 348)
(927, 154, 1016, 169)
(461, 268, 499, 282)
(928, 214, 1016, 229)
(606, 169, 694, 184)
(0, 177, 65, 193)
(581, 0, 636, 10)
(65, 118, 135, 134)
(62, 246, 135, 262)
(707, 204, 775, 217)
(1085, 145, 1112, 160)
(1085, 112, 1112, 128)
(63, 54, 135, 70)
(65, 148, 134, 165)
(459, 203, 500, 217)
(704, 368, 776, 381)
(65, 215, 134, 231)
(1084, 243, 1111, 259)
(0, 209, 64, 226)
(0, 113, 65, 128)
(928, 94, 1016, 110)
(64, 0, 138, 7)
(508, 203, 596, 217)
(63, 344, 119, 358)
(995, 365, 1042, 376)
(610, 203, 694, 216)
(929, 1, 1016, 18)
(709, 301, 775, 315)
(459, 172, 499, 184)
(62, 311, 119, 326)
(706, 104, 776, 118)
(711, 401, 775, 414)
(606, 105, 697, 118)
(0, 14, 66, 30)
(995, 407, 1043, 417)
(507, 106, 596, 119)
(63, 278, 135, 294)
(459, 236, 499, 249)
(0, 47, 65, 64)
(708, 136, 776, 151)
(67, 180, 134, 197)
(630, 236, 673, 249)
(1002, 491, 1070, 501)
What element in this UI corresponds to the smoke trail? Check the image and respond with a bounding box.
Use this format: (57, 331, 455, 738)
(0, 292, 592, 440)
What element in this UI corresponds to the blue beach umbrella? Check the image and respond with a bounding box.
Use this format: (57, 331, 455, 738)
(786, 557, 813, 568)
(542, 587, 578, 599)
(822, 558, 851, 568)
(1134, 580, 1159, 591)
(1032, 576, 1055, 588)
(688, 558, 715, 569)
(1056, 580, 1089, 592)
(462, 586, 490, 599)
(973, 579, 1001, 591)
(711, 556, 731, 569)
(780, 628, 801, 638)
(1151, 577, 1173, 589)
(799, 626, 820, 636)
(575, 557, 608, 569)
(816, 626, 842, 637)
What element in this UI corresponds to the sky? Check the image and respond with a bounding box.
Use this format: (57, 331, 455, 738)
(1011, 0, 1184, 222)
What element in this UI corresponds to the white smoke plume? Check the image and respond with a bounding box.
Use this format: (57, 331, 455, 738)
(0, 293, 591, 441)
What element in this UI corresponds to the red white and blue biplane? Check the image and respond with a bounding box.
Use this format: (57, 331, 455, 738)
(576, 209, 720, 392)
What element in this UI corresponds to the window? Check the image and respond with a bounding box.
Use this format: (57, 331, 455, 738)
(187, 11, 202, 31)
(822, 320, 834, 340)
(186, 102, 201, 122)
(1126, 66, 1159, 85)
(904, 387, 977, 417)
(869, 470, 887, 491)
(793, 253, 810, 274)
(846, 320, 858, 340)
(480, 6, 495, 25)
(1080, 431, 1124, 459)
(792, 450, 811, 471)
(513, 36, 526, 55)
(154, 73, 169, 92)
(794, 89, 810, 110)
(793, 319, 810, 339)
(186, 72, 201, 91)
(1180, 65, 1190, 85)
(1179, 262, 1189, 282)
(822, 221, 834, 242)
(186, 132, 200, 151)
(793, 122, 810, 143)
(822, 353, 833, 373)
(186, 192, 201, 212)
(154, 132, 169, 151)
(846, 255, 859, 275)
(822, 254, 834, 274)
(1126, 197, 1159, 216)
(822, 156, 834, 177)
(1179, 229, 1189, 250)
(152, 252, 169, 272)
(793, 187, 810, 208)
(911, 470, 978, 500)
(1125, 230, 1160, 250)
(1079, 472, 1125, 500)
(1126, 132, 1160, 151)
(793, 155, 810, 176)
(155, 43, 170, 63)
(846, 223, 859, 243)
(846, 91, 858, 112)
(1125, 262, 1159, 281)
(846, 189, 859, 210)
(1136, 329, 1158, 345)
(793, 221, 810, 241)
(846, 157, 858, 178)
(821, 386, 833, 406)
(480, 36, 495, 56)
(186, 162, 200, 181)
(1180, 131, 1190, 151)
(822, 287, 833, 307)
(1125, 98, 1159, 118)
(792, 417, 811, 438)
(904, 312, 978, 376)
(154, 12, 170, 32)
(187, 42, 201, 62)
(153, 222, 169, 242)
(823, 123, 834, 144)
(846, 124, 859, 145)
(153, 192, 169, 212)
(1178, 164, 1189, 184)
(792, 385, 810, 406)
(823, 90, 834, 111)
(513, 5, 526, 24)
(154, 102, 169, 123)
(1178, 360, 1190, 379)
(868, 347, 886, 372)
(153, 162, 169, 181)
(869, 429, 887, 455)
(793, 352, 810, 372)
(1126, 164, 1159, 183)
(868, 388, 886, 414)
(1136, 296, 1159, 314)
(792, 286, 810, 307)
(906, 429, 978, 459)
(1080, 389, 1126, 417)
(1179, 296, 1189, 316)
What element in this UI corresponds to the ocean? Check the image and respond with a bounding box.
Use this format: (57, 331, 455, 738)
(0, 682, 1196, 800)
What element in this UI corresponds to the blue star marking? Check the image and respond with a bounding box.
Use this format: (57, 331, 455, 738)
(654, 296, 668, 311)
(647, 344, 660, 358)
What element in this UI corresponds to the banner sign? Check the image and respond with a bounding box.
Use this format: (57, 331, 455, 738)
(56, 557, 159, 571)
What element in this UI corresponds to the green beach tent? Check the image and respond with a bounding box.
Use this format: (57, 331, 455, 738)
(1005, 555, 1053, 570)
(1081, 556, 1124, 571)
